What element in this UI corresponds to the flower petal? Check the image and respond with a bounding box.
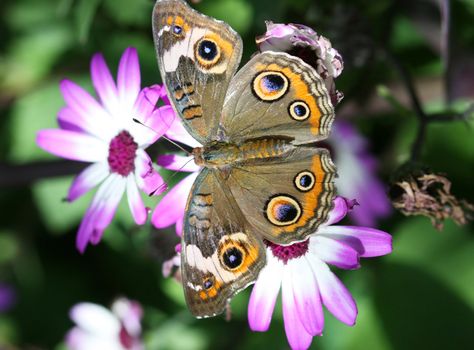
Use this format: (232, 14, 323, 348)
(133, 84, 165, 118)
(70, 302, 120, 336)
(324, 196, 351, 226)
(127, 175, 147, 225)
(36, 129, 107, 162)
(66, 328, 122, 350)
(157, 154, 200, 172)
(311, 235, 360, 269)
(133, 105, 176, 146)
(165, 116, 201, 148)
(309, 256, 357, 326)
(134, 150, 167, 196)
(289, 258, 324, 335)
(151, 172, 198, 229)
(175, 214, 184, 237)
(59, 80, 112, 129)
(248, 254, 283, 332)
(76, 175, 126, 253)
(90, 53, 119, 115)
(318, 226, 392, 258)
(282, 266, 314, 350)
(67, 162, 109, 202)
(117, 47, 141, 109)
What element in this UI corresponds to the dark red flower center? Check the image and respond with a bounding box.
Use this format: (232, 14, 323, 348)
(265, 239, 309, 264)
(108, 130, 138, 176)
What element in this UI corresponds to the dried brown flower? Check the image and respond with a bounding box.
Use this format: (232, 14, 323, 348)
(390, 171, 474, 230)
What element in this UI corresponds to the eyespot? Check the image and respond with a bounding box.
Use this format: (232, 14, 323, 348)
(172, 24, 183, 36)
(203, 277, 214, 290)
(288, 101, 310, 121)
(264, 195, 302, 226)
(294, 170, 316, 192)
(220, 246, 244, 270)
(252, 71, 289, 101)
(194, 38, 221, 68)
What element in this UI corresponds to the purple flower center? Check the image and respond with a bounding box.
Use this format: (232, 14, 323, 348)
(265, 239, 309, 264)
(108, 130, 138, 176)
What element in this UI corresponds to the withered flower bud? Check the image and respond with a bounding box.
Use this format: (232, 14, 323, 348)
(390, 168, 474, 230)
(256, 21, 344, 106)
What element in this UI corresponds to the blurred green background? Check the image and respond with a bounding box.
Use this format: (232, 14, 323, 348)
(0, 0, 473, 349)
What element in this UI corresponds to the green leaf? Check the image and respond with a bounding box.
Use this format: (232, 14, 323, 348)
(374, 262, 474, 349)
(0, 232, 20, 264)
(103, 0, 151, 26)
(388, 217, 474, 307)
(32, 176, 91, 234)
(0, 25, 74, 93)
(75, 0, 102, 44)
(198, 0, 254, 35)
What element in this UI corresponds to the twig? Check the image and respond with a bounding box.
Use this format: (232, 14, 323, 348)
(0, 160, 86, 187)
(440, 0, 453, 103)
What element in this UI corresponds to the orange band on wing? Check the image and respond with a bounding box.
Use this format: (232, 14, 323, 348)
(272, 154, 324, 236)
(256, 63, 322, 135)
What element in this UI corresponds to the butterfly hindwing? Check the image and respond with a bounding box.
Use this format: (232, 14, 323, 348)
(182, 168, 266, 317)
(225, 146, 337, 244)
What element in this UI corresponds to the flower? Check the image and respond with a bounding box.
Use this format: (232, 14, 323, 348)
(67, 298, 143, 350)
(256, 21, 344, 105)
(151, 117, 201, 236)
(330, 121, 391, 226)
(248, 196, 392, 350)
(0, 283, 15, 313)
(37, 47, 174, 253)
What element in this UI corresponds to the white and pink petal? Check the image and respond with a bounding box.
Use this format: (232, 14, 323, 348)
(282, 267, 314, 350)
(157, 154, 200, 172)
(126, 175, 148, 225)
(117, 48, 141, 110)
(318, 225, 392, 258)
(309, 256, 357, 326)
(67, 162, 109, 202)
(36, 129, 107, 162)
(248, 253, 283, 332)
(151, 172, 198, 229)
(310, 235, 360, 270)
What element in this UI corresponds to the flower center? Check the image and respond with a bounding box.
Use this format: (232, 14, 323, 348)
(265, 239, 309, 264)
(108, 130, 138, 176)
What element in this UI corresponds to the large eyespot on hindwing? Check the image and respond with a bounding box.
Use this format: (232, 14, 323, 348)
(218, 242, 245, 271)
(194, 37, 221, 69)
(252, 71, 290, 101)
(294, 170, 316, 192)
(288, 100, 311, 121)
(264, 195, 302, 226)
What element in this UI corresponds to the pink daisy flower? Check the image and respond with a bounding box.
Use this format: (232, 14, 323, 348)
(37, 47, 174, 253)
(248, 196, 392, 350)
(330, 121, 392, 226)
(67, 298, 143, 350)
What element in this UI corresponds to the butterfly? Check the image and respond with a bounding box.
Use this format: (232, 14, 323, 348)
(152, 0, 336, 318)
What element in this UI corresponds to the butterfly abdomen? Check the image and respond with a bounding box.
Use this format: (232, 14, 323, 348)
(194, 138, 293, 168)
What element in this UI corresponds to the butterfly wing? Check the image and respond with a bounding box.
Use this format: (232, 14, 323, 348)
(181, 168, 266, 317)
(153, 0, 243, 144)
(225, 146, 337, 244)
(220, 51, 334, 144)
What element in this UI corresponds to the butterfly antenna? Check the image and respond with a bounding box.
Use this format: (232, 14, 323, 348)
(148, 151, 196, 197)
(132, 118, 191, 156)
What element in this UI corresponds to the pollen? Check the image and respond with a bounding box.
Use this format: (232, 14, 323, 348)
(265, 239, 309, 264)
(108, 130, 138, 176)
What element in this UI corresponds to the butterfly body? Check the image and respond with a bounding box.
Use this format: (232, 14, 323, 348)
(153, 0, 337, 318)
(192, 138, 294, 168)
